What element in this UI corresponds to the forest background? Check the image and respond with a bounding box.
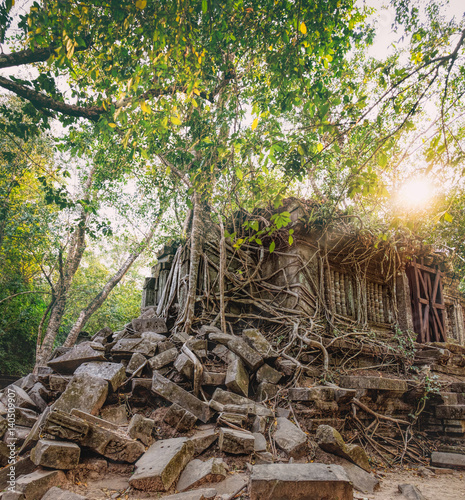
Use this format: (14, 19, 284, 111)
(0, 0, 464, 374)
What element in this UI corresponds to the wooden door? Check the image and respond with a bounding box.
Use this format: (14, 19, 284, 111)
(405, 258, 446, 343)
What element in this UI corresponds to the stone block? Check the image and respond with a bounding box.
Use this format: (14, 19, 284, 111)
(152, 372, 211, 423)
(339, 375, 408, 393)
(177, 457, 228, 491)
(252, 416, 266, 433)
(256, 363, 282, 384)
(249, 463, 353, 500)
(435, 405, 465, 419)
(186, 338, 208, 359)
(164, 403, 197, 432)
(275, 357, 297, 377)
(158, 340, 176, 352)
(289, 386, 336, 402)
(111, 338, 157, 357)
(31, 439, 80, 469)
(273, 417, 307, 458)
(90, 326, 113, 344)
(225, 358, 249, 397)
(219, 412, 248, 427)
(0, 457, 36, 492)
(174, 353, 195, 380)
(26, 383, 48, 411)
(227, 337, 263, 372)
(132, 317, 168, 334)
(129, 437, 194, 491)
(13, 408, 37, 428)
(141, 331, 167, 343)
(52, 373, 108, 415)
(41, 486, 88, 500)
(201, 371, 226, 386)
(49, 375, 71, 392)
(218, 427, 255, 454)
(398, 483, 427, 500)
(161, 489, 217, 500)
(430, 451, 465, 469)
(42, 410, 89, 442)
(211, 388, 273, 417)
(47, 342, 106, 374)
(212, 344, 236, 363)
(253, 432, 267, 452)
(100, 405, 129, 425)
(0, 386, 37, 411)
(316, 425, 370, 472)
(149, 347, 178, 370)
(243, 329, 276, 358)
(128, 414, 155, 446)
(14, 470, 68, 500)
(126, 353, 147, 375)
(256, 382, 279, 402)
(74, 362, 126, 391)
(190, 428, 218, 456)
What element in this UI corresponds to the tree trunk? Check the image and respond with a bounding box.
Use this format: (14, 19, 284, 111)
(63, 216, 161, 347)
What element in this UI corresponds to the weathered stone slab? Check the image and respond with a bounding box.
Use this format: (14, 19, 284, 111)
(256, 382, 279, 401)
(26, 382, 48, 411)
(218, 427, 255, 454)
(339, 375, 408, 393)
(152, 372, 211, 423)
(141, 331, 167, 343)
(227, 337, 264, 372)
(52, 373, 108, 415)
(435, 405, 465, 419)
(70, 408, 121, 431)
(0, 385, 37, 411)
(174, 353, 195, 380)
(164, 403, 197, 432)
(14, 374, 37, 393)
(74, 362, 126, 391)
(47, 342, 106, 374)
(275, 357, 297, 377)
(11, 408, 37, 428)
(42, 410, 90, 442)
(398, 483, 426, 500)
(212, 344, 236, 363)
(211, 388, 273, 417)
(289, 386, 336, 402)
(100, 405, 128, 425)
(91, 326, 113, 344)
(132, 317, 168, 334)
(111, 338, 157, 357)
(177, 458, 228, 492)
(126, 353, 147, 375)
(256, 363, 282, 384)
(430, 451, 465, 469)
(274, 417, 307, 458)
(49, 375, 71, 392)
(14, 470, 68, 500)
(225, 358, 249, 397)
(316, 425, 370, 472)
(128, 414, 155, 446)
(243, 329, 276, 358)
(149, 347, 178, 370)
(219, 412, 248, 427)
(249, 463, 353, 500)
(201, 371, 226, 386)
(0, 457, 36, 491)
(253, 432, 267, 452)
(190, 428, 218, 456)
(129, 437, 194, 491)
(31, 439, 80, 469)
(41, 486, 88, 500)
(161, 489, 217, 500)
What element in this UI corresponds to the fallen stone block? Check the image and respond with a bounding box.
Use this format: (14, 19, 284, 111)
(249, 463, 353, 500)
(132, 317, 168, 334)
(0, 456, 36, 491)
(0, 385, 37, 411)
(225, 358, 249, 397)
(158, 340, 176, 352)
(149, 347, 178, 370)
(212, 344, 236, 363)
(430, 451, 465, 469)
(49, 375, 71, 393)
(164, 403, 197, 432)
(190, 428, 218, 456)
(275, 357, 297, 377)
(0, 441, 9, 467)
(177, 457, 228, 491)
(141, 331, 167, 343)
(273, 417, 307, 458)
(219, 412, 248, 427)
(47, 342, 106, 374)
(52, 373, 108, 415)
(211, 388, 273, 417)
(316, 425, 370, 472)
(152, 372, 211, 423)
(111, 338, 157, 357)
(339, 375, 408, 393)
(161, 489, 217, 500)
(256, 363, 282, 384)
(243, 329, 276, 358)
(42, 409, 89, 441)
(186, 338, 208, 359)
(27, 382, 48, 411)
(3, 425, 31, 446)
(14, 470, 68, 500)
(129, 437, 194, 491)
(128, 414, 155, 446)
(14, 374, 37, 393)
(256, 382, 279, 401)
(41, 486, 88, 500)
(435, 405, 465, 419)
(227, 337, 264, 372)
(289, 386, 336, 402)
(91, 326, 113, 344)
(218, 427, 255, 454)
(31, 439, 80, 469)
(74, 361, 126, 391)
(201, 371, 226, 386)
(100, 405, 129, 425)
(253, 432, 267, 452)
(398, 483, 427, 500)
(12, 408, 37, 428)
(126, 353, 147, 375)
(252, 416, 266, 433)
(174, 353, 195, 380)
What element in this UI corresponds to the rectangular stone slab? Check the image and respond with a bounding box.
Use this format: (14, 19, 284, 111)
(249, 463, 353, 500)
(339, 375, 408, 393)
(132, 317, 168, 334)
(431, 451, 465, 470)
(74, 362, 126, 391)
(152, 371, 211, 423)
(47, 342, 106, 374)
(435, 405, 465, 419)
(14, 470, 68, 500)
(129, 437, 194, 491)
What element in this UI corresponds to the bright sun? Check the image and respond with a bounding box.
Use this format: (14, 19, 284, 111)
(397, 178, 434, 209)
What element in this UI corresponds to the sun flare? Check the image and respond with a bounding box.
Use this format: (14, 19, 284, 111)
(397, 178, 434, 209)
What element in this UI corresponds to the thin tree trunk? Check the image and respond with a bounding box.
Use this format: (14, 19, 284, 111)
(218, 216, 227, 334)
(63, 215, 162, 347)
(183, 191, 204, 333)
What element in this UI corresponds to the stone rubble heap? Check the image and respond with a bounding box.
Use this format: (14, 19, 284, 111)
(0, 307, 465, 499)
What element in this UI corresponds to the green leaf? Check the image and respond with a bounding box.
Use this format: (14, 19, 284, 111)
(202, 0, 208, 13)
(444, 212, 453, 223)
(269, 241, 276, 253)
(251, 117, 259, 130)
(288, 235, 294, 245)
(235, 168, 243, 180)
(378, 152, 388, 167)
(171, 115, 182, 125)
(135, 0, 147, 9)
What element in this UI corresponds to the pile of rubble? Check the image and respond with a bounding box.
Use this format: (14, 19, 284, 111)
(1, 308, 465, 499)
